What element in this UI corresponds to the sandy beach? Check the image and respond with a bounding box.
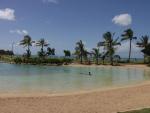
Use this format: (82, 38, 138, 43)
(0, 80, 150, 113)
(67, 63, 150, 69)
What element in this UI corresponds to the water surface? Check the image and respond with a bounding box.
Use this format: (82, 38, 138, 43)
(0, 63, 150, 93)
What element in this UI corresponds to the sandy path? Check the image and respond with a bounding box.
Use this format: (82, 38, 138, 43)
(0, 83, 150, 113)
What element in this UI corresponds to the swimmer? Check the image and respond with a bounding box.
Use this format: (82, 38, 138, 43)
(89, 72, 92, 76)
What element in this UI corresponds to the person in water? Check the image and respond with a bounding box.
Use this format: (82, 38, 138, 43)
(89, 72, 92, 76)
(80, 72, 92, 76)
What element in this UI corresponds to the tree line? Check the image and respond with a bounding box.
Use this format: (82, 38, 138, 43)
(15, 28, 150, 65)
(75, 28, 150, 65)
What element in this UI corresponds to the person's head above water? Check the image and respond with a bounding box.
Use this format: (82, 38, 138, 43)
(89, 72, 91, 75)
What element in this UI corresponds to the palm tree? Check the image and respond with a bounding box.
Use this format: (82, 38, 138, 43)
(36, 38, 49, 57)
(142, 43, 150, 56)
(20, 35, 34, 58)
(47, 47, 55, 56)
(121, 29, 137, 62)
(64, 50, 71, 57)
(100, 32, 121, 65)
(137, 35, 149, 63)
(141, 43, 150, 63)
(92, 48, 100, 65)
(75, 40, 85, 64)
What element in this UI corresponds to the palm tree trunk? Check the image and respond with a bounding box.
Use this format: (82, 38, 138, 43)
(27, 45, 30, 59)
(128, 39, 132, 63)
(96, 57, 98, 65)
(110, 56, 113, 65)
(80, 56, 83, 64)
(41, 45, 44, 53)
(144, 54, 146, 63)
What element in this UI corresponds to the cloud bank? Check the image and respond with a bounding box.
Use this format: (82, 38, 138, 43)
(0, 8, 15, 21)
(112, 14, 132, 26)
(10, 29, 28, 35)
(42, 0, 59, 4)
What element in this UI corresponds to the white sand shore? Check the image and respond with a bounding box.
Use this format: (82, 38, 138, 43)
(66, 63, 149, 69)
(0, 82, 150, 113)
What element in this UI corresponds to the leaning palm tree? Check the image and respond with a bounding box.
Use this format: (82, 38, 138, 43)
(121, 29, 137, 62)
(75, 40, 85, 64)
(99, 32, 121, 65)
(36, 38, 49, 57)
(92, 48, 100, 65)
(137, 35, 149, 63)
(20, 35, 34, 58)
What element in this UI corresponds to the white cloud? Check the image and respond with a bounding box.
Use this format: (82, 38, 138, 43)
(10, 29, 28, 35)
(112, 14, 132, 26)
(42, 0, 59, 4)
(0, 8, 15, 21)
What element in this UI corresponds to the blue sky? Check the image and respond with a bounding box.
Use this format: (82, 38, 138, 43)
(0, 0, 150, 58)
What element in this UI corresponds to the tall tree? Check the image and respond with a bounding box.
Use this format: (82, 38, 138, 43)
(92, 48, 100, 65)
(20, 35, 34, 58)
(47, 47, 55, 56)
(121, 29, 137, 62)
(75, 40, 85, 64)
(64, 50, 71, 57)
(142, 43, 150, 56)
(137, 35, 149, 63)
(36, 38, 49, 57)
(99, 32, 121, 65)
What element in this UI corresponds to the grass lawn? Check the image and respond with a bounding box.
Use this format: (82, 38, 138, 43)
(118, 108, 150, 113)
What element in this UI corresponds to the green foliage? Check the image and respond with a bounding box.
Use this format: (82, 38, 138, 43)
(99, 32, 121, 65)
(92, 48, 100, 65)
(62, 58, 73, 65)
(37, 51, 47, 58)
(13, 57, 73, 65)
(118, 108, 150, 113)
(64, 50, 71, 57)
(20, 35, 34, 58)
(75, 40, 85, 64)
(13, 57, 22, 64)
(36, 38, 49, 58)
(47, 47, 55, 56)
(121, 29, 137, 62)
(142, 44, 150, 56)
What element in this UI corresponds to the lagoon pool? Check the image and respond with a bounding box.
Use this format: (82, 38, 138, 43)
(0, 63, 150, 93)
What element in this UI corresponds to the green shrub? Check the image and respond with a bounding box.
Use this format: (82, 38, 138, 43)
(62, 58, 73, 65)
(13, 57, 22, 64)
(118, 108, 150, 113)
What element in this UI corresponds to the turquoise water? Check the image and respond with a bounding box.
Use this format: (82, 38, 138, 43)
(0, 63, 150, 93)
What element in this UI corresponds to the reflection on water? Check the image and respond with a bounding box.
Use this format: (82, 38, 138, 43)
(0, 63, 150, 93)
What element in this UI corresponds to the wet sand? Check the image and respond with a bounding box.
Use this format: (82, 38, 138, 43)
(0, 82, 150, 113)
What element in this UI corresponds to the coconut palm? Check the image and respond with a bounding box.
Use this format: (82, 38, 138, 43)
(121, 29, 137, 62)
(92, 48, 100, 65)
(47, 47, 55, 56)
(64, 50, 71, 57)
(99, 32, 121, 65)
(20, 35, 34, 58)
(137, 35, 149, 63)
(141, 43, 150, 56)
(75, 40, 85, 64)
(36, 38, 49, 57)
